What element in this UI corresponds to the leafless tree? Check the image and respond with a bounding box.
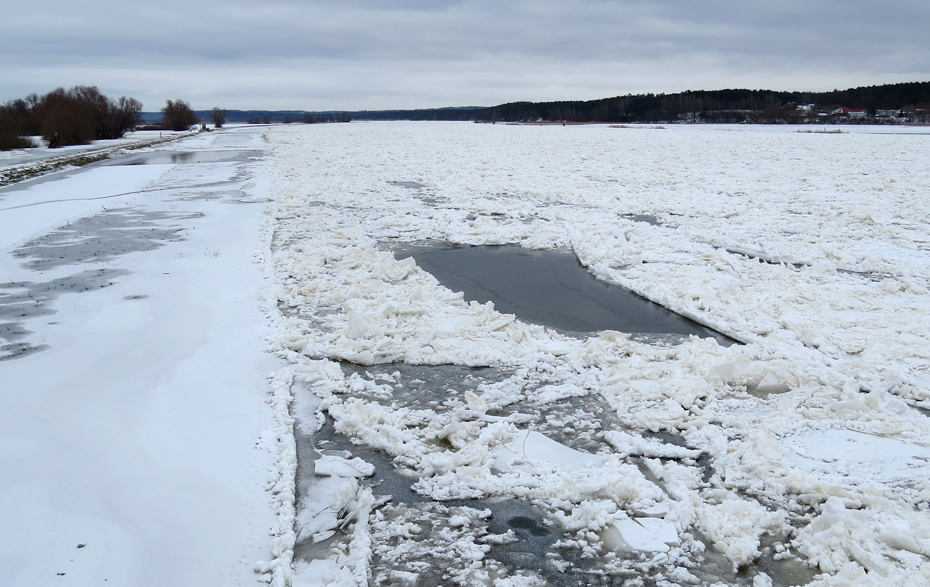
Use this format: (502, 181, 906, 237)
(211, 107, 227, 128)
(161, 100, 199, 131)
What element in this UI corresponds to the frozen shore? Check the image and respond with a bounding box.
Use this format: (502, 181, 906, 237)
(0, 127, 280, 586)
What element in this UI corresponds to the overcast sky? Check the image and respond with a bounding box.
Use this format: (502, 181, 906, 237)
(2, 0, 928, 111)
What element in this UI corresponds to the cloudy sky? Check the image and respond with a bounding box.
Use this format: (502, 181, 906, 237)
(2, 0, 928, 111)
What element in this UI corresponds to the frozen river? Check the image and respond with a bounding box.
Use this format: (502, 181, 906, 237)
(265, 122, 930, 587)
(2, 122, 930, 587)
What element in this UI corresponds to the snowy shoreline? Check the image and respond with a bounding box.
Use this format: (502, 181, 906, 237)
(0, 127, 282, 586)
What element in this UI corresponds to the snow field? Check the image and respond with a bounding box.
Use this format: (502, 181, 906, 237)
(263, 122, 930, 586)
(0, 128, 281, 586)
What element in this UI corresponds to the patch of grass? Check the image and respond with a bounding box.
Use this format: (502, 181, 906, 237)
(797, 128, 844, 134)
(69, 153, 111, 167)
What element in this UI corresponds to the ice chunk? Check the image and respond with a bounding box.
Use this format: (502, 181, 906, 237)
(539, 340, 574, 356)
(608, 518, 680, 552)
(314, 455, 375, 478)
(753, 371, 790, 394)
(706, 360, 796, 394)
(784, 428, 930, 486)
(634, 503, 671, 518)
(293, 559, 356, 586)
(604, 430, 702, 460)
(297, 476, 364, 543)
(503, 430, 605, 472)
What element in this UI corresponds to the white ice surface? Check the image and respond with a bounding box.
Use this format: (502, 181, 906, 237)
(784, 427, 930, 486)
(264, 122, 930, 586)
(611, 517, 681, 552)
(0, 128, 280, 586)
(496, 429, 605, 472)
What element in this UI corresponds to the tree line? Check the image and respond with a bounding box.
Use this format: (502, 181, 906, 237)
(474, 82, 930, 124)
(0, 86, 143, 150)
(223, 82, 930, 125)
(0, 86, 225, 151)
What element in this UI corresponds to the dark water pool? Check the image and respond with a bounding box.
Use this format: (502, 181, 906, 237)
(396, 244, 735, 345)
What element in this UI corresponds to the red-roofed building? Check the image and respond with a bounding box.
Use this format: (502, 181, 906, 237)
(833, 107, 868, 118)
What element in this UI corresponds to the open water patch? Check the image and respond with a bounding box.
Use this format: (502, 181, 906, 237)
(108, 149, 262, 166)
(621, 213, 661, 226)
(389, 180, 427, 190)
(395, 244, 735, 345)
(725, 248, 806, 270)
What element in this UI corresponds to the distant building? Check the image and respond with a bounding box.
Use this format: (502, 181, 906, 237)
(833, 107, 868, 118)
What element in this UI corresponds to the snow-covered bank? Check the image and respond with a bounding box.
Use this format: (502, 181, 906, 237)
(0, 130, 181, 169)
(264, 122, 930, 586)
(0, 128, 280, 586)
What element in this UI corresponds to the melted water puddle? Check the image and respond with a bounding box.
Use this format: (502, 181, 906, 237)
(0, 208, 198, 360)
(107, 150, 262, 166)
(395, 244, 735, 345)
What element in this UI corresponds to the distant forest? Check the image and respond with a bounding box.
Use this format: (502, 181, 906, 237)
(472, 82, 930, 124)
(165, 81, 930, 126)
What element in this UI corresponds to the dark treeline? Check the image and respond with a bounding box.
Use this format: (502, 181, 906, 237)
(475, 82, 930, 124)
(151, 82, 930, 126)
(139, 108, 480, 124)
(352, 107, 482, 122)
(0, 86, 142, 149)
(140, 109, 304, 124)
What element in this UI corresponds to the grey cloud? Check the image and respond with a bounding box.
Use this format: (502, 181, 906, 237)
(1, 0, 928, 109)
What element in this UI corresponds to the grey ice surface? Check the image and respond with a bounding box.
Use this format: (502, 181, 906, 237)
(1, 207, 199, 360)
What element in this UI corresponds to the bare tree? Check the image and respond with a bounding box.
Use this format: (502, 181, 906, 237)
(161, 100, 199, 131)
(37, 88, 95, 147)
(0, 96, 39, 150)
(18, 86, 144, 147)
(0, 100, 35, 150)
(211, 107, 227, 128)
(109, 97, 143, 137)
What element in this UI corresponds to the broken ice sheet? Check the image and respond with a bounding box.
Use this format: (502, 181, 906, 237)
(313, 455, 375, 478)
(603, 517, 681, 552)
(297, 474, 371, 544)
(494, 429, 605, 472)
(783, 427, 930, 487)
